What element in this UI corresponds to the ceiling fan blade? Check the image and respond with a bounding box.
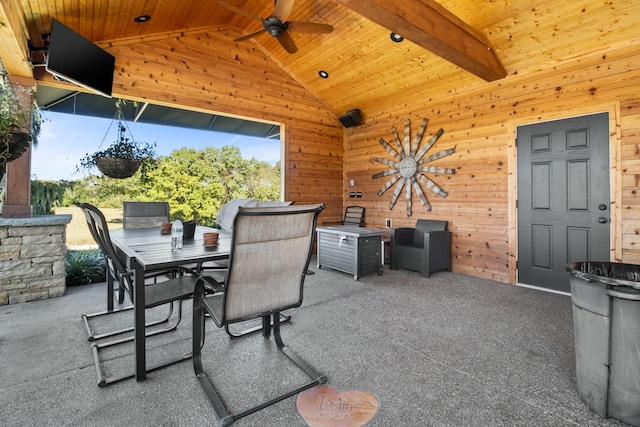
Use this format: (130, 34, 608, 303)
(217, 1, 263, 22)
(277, 31, 298, 54)
(234, 28, 267, 42)
(287, 21, 334, 34)
(273, 0, 295, 22)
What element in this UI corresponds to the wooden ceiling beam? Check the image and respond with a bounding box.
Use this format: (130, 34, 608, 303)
(0, 0, 33, 77)
(333, 0, 507, 82)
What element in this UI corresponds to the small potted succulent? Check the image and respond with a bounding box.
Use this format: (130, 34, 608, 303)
(78, 101, 156, 179)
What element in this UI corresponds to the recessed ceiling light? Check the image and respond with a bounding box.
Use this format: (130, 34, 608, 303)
(134, 15, 151, 23)
(390, 32, 404, 43)
(318, 70, 329, 79)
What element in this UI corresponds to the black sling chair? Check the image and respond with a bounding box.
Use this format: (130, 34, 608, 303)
(192, 204, 327, 426)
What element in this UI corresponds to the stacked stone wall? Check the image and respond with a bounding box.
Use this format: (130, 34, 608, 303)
(0, 215, 71, 305)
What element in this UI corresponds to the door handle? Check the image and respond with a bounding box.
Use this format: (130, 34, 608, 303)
(598, 217, 608, 224)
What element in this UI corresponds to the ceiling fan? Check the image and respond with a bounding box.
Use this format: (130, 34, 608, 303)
(217, 0, 334, 54)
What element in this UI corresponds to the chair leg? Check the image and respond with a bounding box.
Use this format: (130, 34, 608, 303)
(224, 313, 292, 339)
(82, 300, 176, 342)
(193, 289, 233, 425)
(91, 300, 192, 388)
(92, 301, 183, 350)
(82, 305, 132, 340)
(93, 343, 191, 388)
(84, 270, 133, 341)
(107, 271, 115, 311)
(273, 313, 327, 385)
(105, 261, 126, 307)
(194, 306, 326, 425)
(84, 270, 184, 341)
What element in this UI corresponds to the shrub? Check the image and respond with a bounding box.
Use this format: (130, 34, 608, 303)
(66, 250, 106, 286)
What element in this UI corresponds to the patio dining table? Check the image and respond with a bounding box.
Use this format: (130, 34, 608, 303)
(109, 225, 231, 382)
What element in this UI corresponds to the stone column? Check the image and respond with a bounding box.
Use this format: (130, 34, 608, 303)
(0, 215, 72, 305)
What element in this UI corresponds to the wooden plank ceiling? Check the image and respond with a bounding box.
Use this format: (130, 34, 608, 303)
(14, 0, 640, 116)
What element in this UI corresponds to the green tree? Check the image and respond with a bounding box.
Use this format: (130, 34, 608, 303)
(63, 174, 147, 207)
(144, 147, 225, 224)
(246, 159, 280, 201)
(57, 143, 280, 224)
(31, 180, 69, 214)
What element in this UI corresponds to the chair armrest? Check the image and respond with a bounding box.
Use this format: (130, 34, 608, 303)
(422, 230, 451, 248)
(393, 228, 415, 246)
(198, 270, 227, 293)
(424, 230, 451, 245)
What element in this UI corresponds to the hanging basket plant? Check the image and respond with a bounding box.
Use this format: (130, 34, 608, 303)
(0, 65, 41, 179)
(95, 156, 141, 179)
(77, 101, 156, 179)
(0, 127, 32, 178)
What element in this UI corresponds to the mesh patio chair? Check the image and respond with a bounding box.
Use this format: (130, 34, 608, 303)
(206, 199, 297, 337)
(192, 204, 326, 425)
(76, 203, 222, 386)
(76, 202, 179, 342)
(324, 205, 365, 226)
(123, 201, 170, 229)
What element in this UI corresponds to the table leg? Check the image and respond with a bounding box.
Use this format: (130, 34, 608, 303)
(134, 264, 146, 381)
(107, 270, 114, 312)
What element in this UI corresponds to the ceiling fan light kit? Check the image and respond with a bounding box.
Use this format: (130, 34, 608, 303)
(218, 0, 334, 54)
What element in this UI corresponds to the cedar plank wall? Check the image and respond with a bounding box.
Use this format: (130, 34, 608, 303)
(104, 29, 345, 223)
(38, 27, 640, 285)
(345, 41, 640, 284)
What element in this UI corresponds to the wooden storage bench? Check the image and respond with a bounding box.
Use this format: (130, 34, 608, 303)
(316, 226, 383, 280)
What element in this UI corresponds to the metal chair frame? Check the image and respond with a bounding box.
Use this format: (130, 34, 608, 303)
(323, 205, 365, 227)
(192, 204, 326, 426)
(76, 202, 177, 343)
(76, 202, 219, 387)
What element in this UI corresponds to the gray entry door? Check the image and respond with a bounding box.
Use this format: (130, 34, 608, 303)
(517, 113, 610, 292)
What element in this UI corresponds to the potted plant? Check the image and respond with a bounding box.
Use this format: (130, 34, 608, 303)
(0, 69, 41, 179)
(78, 101, 156, 179)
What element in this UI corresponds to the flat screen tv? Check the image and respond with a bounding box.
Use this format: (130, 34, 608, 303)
(46, 19, 115, 98)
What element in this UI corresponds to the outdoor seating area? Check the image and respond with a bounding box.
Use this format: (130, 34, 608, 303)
(2, 1, 640, 425)
(0, 261, 624, 426)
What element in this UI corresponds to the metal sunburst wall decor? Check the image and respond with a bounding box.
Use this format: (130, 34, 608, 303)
(372, 118, 455, 216)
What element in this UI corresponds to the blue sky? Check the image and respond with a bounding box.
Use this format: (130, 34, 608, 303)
(31, 112, 281, 181)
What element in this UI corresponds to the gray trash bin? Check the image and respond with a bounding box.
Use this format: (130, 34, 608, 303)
(568, 261, 640, 427)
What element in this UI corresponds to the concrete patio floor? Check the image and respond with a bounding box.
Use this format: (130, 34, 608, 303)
(0, 258, 626, 426)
